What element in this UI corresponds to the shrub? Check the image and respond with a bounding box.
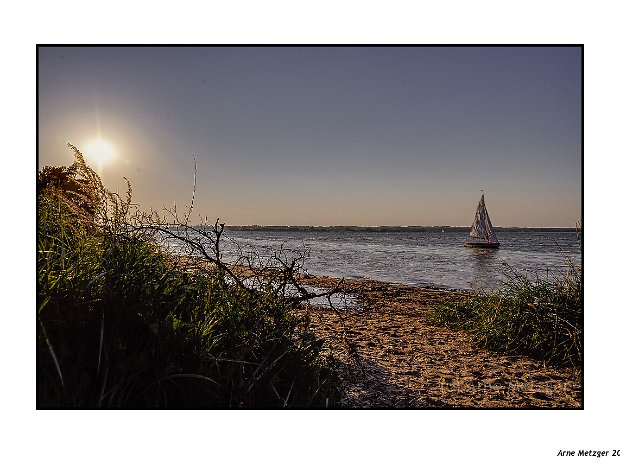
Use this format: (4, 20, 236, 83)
(37, 145, 339, 408)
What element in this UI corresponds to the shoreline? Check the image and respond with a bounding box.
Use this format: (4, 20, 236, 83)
(296, 274, 582, 408)
(172, 255, 582, 408)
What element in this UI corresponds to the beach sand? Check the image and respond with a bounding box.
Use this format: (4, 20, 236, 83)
(174, 256, 581, 408)
(297, 274, 582, 409)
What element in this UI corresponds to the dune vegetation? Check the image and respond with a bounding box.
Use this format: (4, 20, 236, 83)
(37, 145, 339, 408)
(432, 261, 582, 369)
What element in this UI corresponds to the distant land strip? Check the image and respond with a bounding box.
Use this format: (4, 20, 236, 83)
(220, 225, 577, 233)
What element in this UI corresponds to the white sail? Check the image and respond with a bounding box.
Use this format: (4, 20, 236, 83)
(469, 194, 498, 242)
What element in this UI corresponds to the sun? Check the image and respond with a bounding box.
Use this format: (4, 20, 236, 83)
(84, 138, 117, 170)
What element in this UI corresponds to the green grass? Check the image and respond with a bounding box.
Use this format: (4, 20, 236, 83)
(37, 146, 339, 408)
(432, 263, 582, 369)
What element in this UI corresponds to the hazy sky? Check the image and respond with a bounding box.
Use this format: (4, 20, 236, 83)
(38, 46, 581, 227)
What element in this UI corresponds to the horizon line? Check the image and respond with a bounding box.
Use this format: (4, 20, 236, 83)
(213, 224, 579, 230)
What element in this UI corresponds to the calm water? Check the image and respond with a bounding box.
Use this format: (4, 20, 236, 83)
(179, 227, 581, 291)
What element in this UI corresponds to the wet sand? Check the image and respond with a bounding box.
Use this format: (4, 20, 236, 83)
(297, 274, 582, 409)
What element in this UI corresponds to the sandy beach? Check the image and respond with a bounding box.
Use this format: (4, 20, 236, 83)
(174, 256, 581, 408)
(297, 274, 582, 409)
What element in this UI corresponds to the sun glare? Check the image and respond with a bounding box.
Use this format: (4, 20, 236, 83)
(84, 138, 117, 169)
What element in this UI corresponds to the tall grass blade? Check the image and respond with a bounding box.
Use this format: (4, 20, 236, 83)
(38, 318, 64, 387)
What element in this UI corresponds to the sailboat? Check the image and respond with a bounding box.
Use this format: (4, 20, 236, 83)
(464, 192, 500, 248)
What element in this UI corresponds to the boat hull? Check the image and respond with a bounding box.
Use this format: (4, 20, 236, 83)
(464, 241, 500, 248)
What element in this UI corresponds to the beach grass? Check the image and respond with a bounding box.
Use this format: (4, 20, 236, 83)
(432, 262, 582, 369)
(37, 145, 339, 408)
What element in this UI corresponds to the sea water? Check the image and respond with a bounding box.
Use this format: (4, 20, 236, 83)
(176, 227, 581, 291)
